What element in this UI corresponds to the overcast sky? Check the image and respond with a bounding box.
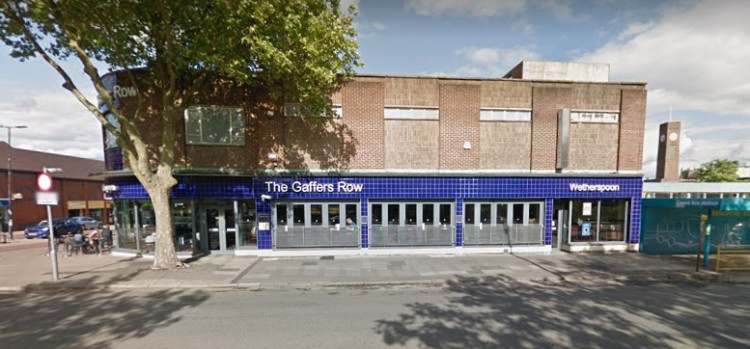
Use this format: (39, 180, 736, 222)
(1, 0, 748, 178)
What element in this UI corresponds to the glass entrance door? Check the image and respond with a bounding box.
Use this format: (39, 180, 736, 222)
(205, 206, 236, 254)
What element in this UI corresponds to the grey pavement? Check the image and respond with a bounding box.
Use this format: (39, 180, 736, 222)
(1, 236, 748, 292)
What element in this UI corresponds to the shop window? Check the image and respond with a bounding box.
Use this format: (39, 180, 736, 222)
(479, 108, 531, 122)
(311, 204, 323, 225)
(512, 204, 523, 224)
(599, 199, 628, 242)
(405, 204, 417, 225)
(345, 204, 357, 225)
(104, 111, 120, 149)
(276, 204, 287, 225)
(529, 203, 541, 224)
(570, 199, 598, 242)
(293, 204, 305, 225)
(238, 200, 257, 246)
(171, 200, 194, 251)
(480, 204, 491, 224)
(388, 204, 400, 225)
(496, 204, 508, 224)
(184, 106, 245, 146)
(328, 205, 340, 225)
(465, 204, 475, 224)
(285, 103, 342, 118)
(372, 204, 382, 225)
(440, 204, 452, 225)
(384, 107, 439, 120)
(423, 204, 434, 224)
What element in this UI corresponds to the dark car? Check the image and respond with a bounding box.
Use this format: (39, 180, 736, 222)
(24, 218, 83, 239)
(70, 216, 102, 230)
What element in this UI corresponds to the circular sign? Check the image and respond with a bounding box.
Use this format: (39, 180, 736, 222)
(37, 172, 53, 191)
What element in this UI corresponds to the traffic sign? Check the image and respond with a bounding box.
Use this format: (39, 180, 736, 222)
(36, 191, 59, 206)
(37, 172, 54, 191)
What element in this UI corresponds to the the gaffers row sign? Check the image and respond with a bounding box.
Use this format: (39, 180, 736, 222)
(569, 183, 621, 192)
(111, 85, 138, 98)
(265, 180, 364, 193)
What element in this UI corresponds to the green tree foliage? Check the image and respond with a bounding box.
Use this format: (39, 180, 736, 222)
(1, 0, 360, 268)
(695, 159, 739, 182)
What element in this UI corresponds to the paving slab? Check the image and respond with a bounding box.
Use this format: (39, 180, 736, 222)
(2, 239, 747, 292)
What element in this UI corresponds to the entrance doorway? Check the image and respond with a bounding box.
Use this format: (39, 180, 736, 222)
(552, 200, 570, 250)
(203, 206, 236, 254)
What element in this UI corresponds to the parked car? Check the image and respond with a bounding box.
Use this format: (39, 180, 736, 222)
(24, 218, 84, 239)
(70, 216, 102, 230)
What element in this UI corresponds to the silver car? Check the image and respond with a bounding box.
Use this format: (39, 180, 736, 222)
(70, 216, 102, 230)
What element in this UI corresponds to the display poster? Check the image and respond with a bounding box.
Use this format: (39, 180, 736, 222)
(583, 202, 592, 216)
(582, 222, 591, 237)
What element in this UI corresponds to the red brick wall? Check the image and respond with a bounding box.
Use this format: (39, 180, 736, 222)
(385, 77, 439, 107)
(341, 80, 385, 169)
(568, 123, 620, 170)
(110, 73, 646, 174)
(1, 171, 103, 229)
(439, 83, 480, 170)
(618, 88, 647, 171)
(531, 86, 572, 171)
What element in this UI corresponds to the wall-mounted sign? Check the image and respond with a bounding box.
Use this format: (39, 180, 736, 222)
(265, 180, 364, 194)
(583, 202, 592, 216)
(112, 85, 138, 98)
(569, 183, 621, 192)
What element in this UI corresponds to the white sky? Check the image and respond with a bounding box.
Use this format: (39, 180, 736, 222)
(1, 0, 748, 178)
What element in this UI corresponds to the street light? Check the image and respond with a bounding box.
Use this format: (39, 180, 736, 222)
(1, 124, 27, 243)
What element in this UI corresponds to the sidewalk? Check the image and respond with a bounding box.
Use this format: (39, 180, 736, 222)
(1, 238, 748, 292)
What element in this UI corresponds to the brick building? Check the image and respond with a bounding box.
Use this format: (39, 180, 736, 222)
(103, 61, 647, 256)
(0, 142, 107, 235)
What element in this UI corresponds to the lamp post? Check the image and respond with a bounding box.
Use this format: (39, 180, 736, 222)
(1, 124, 27, 242)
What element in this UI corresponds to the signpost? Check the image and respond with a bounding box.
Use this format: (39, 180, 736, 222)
(36, 171, 59, 281)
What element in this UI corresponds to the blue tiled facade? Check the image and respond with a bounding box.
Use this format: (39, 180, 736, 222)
(110, 175, 643, 249)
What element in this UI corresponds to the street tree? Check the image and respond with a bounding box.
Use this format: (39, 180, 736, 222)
(695, 159, 739, 182)
(0, 0, 360, 269)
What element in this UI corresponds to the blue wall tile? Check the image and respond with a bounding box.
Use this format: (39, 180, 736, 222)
(110, 175, 643, 248)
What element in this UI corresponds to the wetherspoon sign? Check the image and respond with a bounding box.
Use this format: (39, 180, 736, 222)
(569, 183, 621, 192)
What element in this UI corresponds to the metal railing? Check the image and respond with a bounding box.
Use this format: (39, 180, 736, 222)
(369, 225, 455, 247)
(275, 226, 359, 248)
(463, 224, 544, 246)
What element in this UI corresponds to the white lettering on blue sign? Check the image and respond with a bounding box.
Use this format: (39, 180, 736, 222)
(569, 183, 620, 192)
(265, 181, 364, 194)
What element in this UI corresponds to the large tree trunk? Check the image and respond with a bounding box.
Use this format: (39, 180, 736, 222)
(144, 170, 182, 269)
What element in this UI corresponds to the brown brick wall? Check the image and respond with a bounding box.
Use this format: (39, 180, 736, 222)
(439, 83, 480, 170)
(618, 88, 647, 171)
(479, 121, 532, 169)
(570, 84, 622, 111)
(281, 118, 357, 170)
(531, 86, 571, 171)
(568, 123, 620, 170)
(385, 77, 439, 107)
(385, 120, 439, 169)
(113, 72, 646, 174)
(341, 80, 385, 169)
(480, 81, 532, 108)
